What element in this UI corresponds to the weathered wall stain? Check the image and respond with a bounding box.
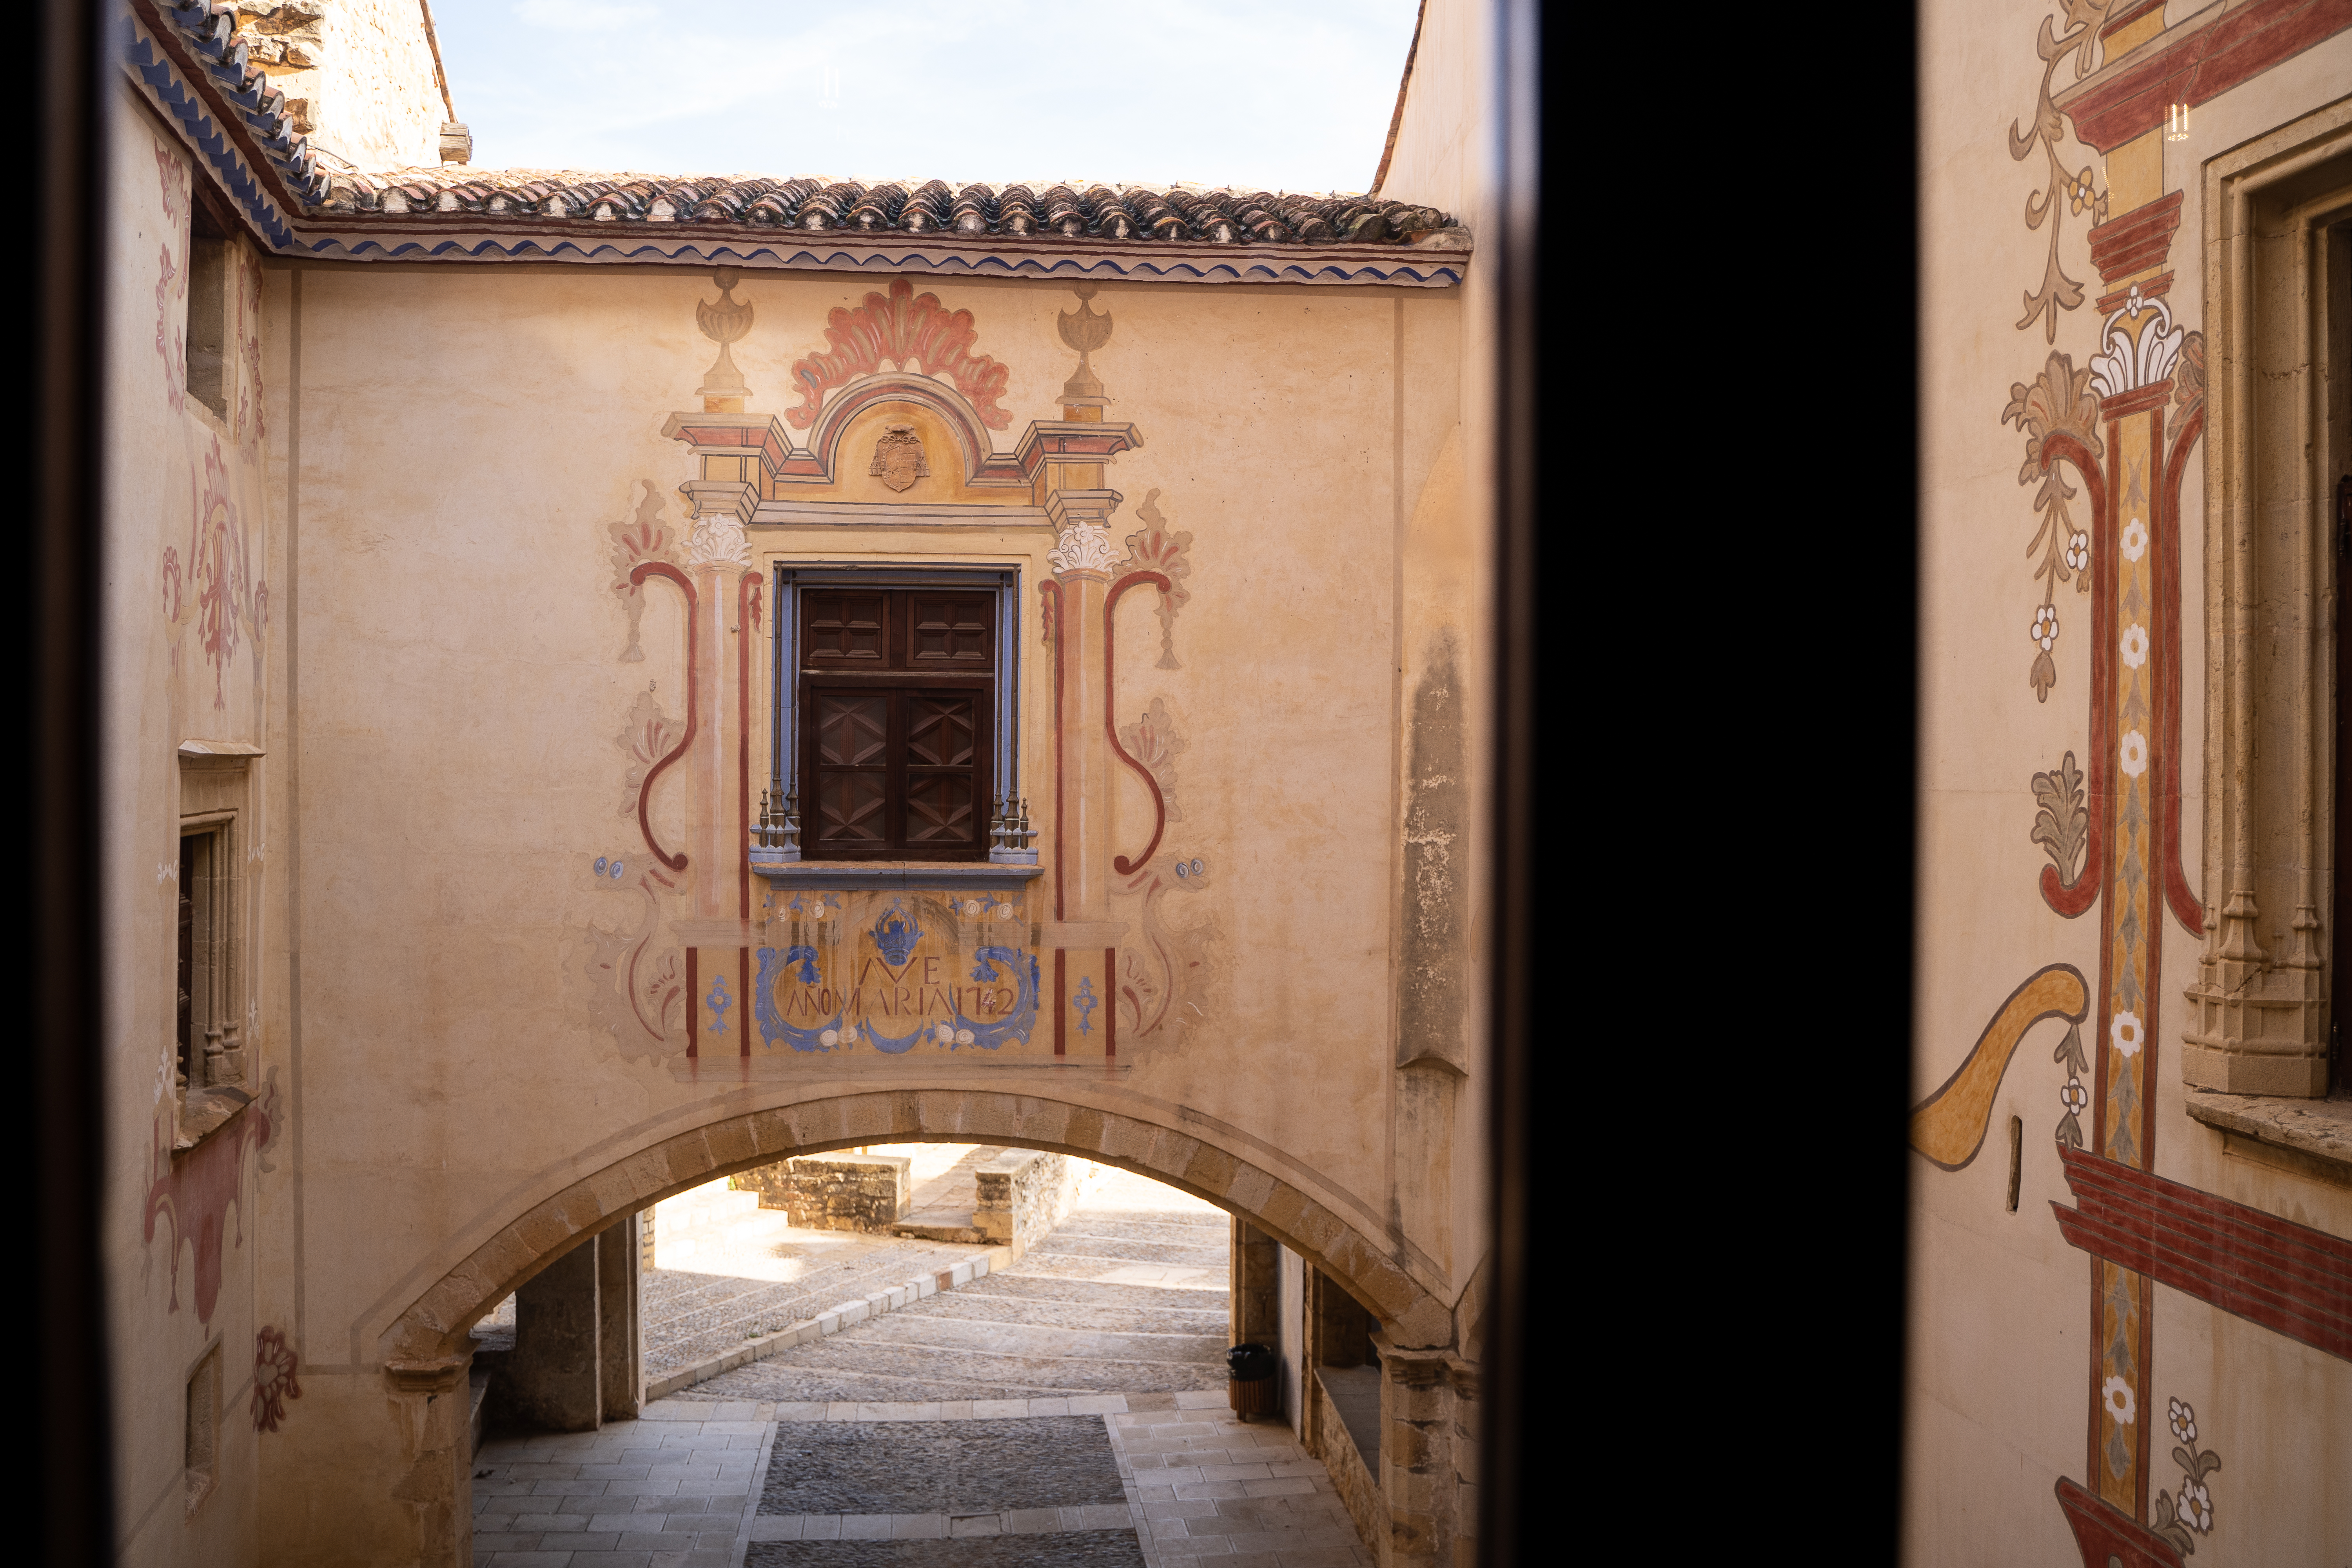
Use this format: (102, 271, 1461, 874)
(1397, 628, 1465, 1074)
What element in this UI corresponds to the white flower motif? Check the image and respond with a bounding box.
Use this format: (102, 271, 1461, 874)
(955, 1027, 976, 1044)
(995, 902, 1015, 919)
(820, 1028, 839, 1047)
(933, 1023, 954, 1044)
(2033, 605, 2061, 652)
(2062, 1078, 2090, 1115)
(2122, 517, 2149, 561)
(2167, 1397, 2197, 1445)
(2180, 1477, 2213, 1532)
(2120, 624, 2150, 668)
(838, 1026, 858, 1047)
(2119, 728, 2149, 777)
(2103, 1376, 2137, 1425)
(2111, 1011, 2144, 1058)
(2064, 531, 2091, 572)
(962, 900, 982, 916)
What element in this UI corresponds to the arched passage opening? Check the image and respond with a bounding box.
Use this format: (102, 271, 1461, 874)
(380, 1090, 1472, 1568)
(386, 1088, 1451, 1376)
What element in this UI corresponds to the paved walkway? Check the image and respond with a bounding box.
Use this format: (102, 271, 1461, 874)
(470, 1166, 1370, 1567)
(672, 1167, 1232, 1405)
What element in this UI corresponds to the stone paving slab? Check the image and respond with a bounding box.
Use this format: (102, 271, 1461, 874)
(757, 1416, 1125, 1516)
(746, 1532, 1146, 1566)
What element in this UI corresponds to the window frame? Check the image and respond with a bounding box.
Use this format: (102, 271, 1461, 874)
(774, 564, 1021, 863)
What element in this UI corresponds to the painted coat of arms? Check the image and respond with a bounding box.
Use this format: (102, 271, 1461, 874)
(869, 423, 930, 493)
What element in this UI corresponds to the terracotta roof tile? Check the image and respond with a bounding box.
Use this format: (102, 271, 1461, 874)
(317, 166, 1461, 246)
(137, 0, 1472, 277)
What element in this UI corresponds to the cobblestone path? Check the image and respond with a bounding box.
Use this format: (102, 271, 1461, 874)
(673, 1167, 1231, 1405)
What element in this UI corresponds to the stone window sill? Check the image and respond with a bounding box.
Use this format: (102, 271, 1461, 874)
(750, 858, 1045, 888)
(2183, 1088, 2352, 1187)
(175, 1085, 251, 1154)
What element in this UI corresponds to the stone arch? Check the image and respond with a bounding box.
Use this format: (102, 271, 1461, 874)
(381, 1087, 1453, 1377)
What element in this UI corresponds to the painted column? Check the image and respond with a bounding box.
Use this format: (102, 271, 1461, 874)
(1049, 490, 1123, 923)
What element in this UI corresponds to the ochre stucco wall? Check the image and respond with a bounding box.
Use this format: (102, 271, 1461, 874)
(1911, 1, 2352, 1561)
(185, 261, 1483, 1559)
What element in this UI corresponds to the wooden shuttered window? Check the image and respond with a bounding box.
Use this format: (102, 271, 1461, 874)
(800, 588, 995, 859)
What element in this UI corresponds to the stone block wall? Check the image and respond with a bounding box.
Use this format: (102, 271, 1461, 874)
(972, 1149, 1104, 1254)
(735, 1154, 911, 1231)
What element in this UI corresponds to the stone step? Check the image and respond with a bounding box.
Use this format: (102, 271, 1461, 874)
(891, 1210, 987, 1244)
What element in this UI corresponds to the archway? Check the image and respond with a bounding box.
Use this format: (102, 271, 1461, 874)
(383, 1087, 1455, 1379)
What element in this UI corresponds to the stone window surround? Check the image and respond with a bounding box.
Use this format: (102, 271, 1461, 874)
(2186, 98, 2352, 1171)
(176, 743, 257, 1150)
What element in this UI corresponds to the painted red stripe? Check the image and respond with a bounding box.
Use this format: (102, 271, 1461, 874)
(2052, 1146, 2352, 1361)
(2065, 0, 2352, 152)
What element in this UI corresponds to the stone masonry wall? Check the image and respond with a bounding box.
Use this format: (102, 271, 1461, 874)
(735, 1154, 911, 1232)
(234, 0, 444, 169)
(973, 1149, 1105, 1254)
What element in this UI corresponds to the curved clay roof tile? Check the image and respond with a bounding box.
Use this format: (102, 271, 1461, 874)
(996, 185, 1039, 236)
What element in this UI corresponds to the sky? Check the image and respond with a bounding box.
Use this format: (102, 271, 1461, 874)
(427, 1, 1423, 196)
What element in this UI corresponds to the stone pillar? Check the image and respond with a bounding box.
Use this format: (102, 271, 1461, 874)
(1230, 1217, 1279, 1347)
(599, 1217, 644, 1421)
(384, 1354, 475, 1568)
(504, 1238, 601, 1432)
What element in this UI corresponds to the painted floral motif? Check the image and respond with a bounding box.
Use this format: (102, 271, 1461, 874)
(2003, 353, 2104, 701)
(606, 481, 673, 661)
(163, 438, 263, 711)
(2118, 729, 2149, 778)
(252, 1325, 301, 1432)
(2054, 1016, 2091, 1149)
(2110, 1010, 2143, 1058)
(2101, 1375, 2136, 1425)
(1118, 697, 1188, 823)
(2031, 752, 2089, 889)
(2008, 0, 2114, 343)
(2152, 1397, 2223, 1555)
(2121, 516, 2149, 561)
(1121, 489, 1195, 670)
(2120, 623, 2149, 668)
(2033, 605, 2060, 652)
(2087, 289, 2188, 399)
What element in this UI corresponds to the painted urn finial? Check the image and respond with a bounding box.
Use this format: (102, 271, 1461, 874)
(696, 267, 754, 412)
(1057, 281, 1112, 408)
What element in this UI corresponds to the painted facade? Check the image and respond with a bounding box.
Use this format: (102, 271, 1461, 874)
(102, 1, 1493, 1564)
(1915, 0, 2352, 1562)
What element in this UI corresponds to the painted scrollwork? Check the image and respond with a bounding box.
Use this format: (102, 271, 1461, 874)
(2009, 0, 2114, 343)
(2003, 352, 2105, 701)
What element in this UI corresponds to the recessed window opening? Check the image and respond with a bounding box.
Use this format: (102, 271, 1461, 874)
(185, 195, 229, 421)
(773, 567, 1020, 862)
(177, 821, 238, 1099)
(184, 1340, 220, 1514)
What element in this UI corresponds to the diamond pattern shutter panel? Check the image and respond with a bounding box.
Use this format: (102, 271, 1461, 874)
(906, 694, 977, 845)
(811, 692, 889, 849)
(798, 588, 995, 859)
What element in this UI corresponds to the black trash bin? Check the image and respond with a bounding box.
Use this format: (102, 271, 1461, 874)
(1227, 1342, 1278, 1420)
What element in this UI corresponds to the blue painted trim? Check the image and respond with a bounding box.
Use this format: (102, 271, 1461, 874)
(122, 21, 308, 247)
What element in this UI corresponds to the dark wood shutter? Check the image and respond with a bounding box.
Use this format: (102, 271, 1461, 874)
(800, 588, 994, 859)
